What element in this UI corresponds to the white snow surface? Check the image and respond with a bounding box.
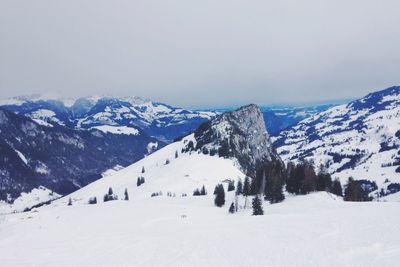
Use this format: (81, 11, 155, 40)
(1, 192, 399, 267)
(91, 125, 140, 136)
(1, 135, 400, 266)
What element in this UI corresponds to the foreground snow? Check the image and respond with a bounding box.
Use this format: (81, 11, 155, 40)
(0, 192, 399, 267)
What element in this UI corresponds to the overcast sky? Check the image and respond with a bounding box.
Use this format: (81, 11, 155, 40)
(1, 0, 399, 108)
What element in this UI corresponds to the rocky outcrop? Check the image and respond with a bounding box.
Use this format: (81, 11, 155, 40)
(188, 104, 281, 175)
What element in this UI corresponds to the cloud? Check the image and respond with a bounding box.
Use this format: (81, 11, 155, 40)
(1, 0, 399, 108)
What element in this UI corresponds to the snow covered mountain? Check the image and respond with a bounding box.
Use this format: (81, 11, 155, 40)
(274, 86, 400, 189)
(49, 104, 280, 205)
(2, 104, 399, 267)
(0, 108, 159, 209)
(0, 95, 217, 142)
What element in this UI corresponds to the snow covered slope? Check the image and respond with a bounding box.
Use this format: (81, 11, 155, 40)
(274, 86, 400, 187)
(1, 192, 399, 267)
(64, 134, 245, 205)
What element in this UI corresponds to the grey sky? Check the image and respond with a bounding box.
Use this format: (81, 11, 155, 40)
(1, 0, 399, 108)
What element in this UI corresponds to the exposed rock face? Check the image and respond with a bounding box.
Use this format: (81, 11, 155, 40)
(0, 108, 161, 202)
(190, 104, 281, 175)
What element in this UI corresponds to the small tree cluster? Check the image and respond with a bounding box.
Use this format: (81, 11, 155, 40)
(166, 192, 176, 197)
(151, 191, 163, 197)
(137, 176, 145, 186)
(88, 196, 97, 204)
(193, 185, 207, 196)
(181, 193, 187, 197)
(286, 161, 318, 195)
(104, 187, 118, 202)
(344, 177, 371, 202)
(214, 184, 225, 207)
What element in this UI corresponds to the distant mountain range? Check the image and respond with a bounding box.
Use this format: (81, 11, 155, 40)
(0, 95, 217, 143)
(0, 107, 160, 204)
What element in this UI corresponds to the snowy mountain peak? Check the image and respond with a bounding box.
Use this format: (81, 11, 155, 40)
(189, 104, 281, 175)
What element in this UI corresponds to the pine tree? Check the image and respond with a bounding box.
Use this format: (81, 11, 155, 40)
(252, 195, 264, 215)
(236, 179, 243, 195)
(263, 163, 285, 204)
(201, 185, 207, 195)
(108, 187, 113, 195)
(68, 197, 72, 206)
(227, 181, 235, 192)
(214, 184, 225, 207)
(243, 177, 251, 196)
(124, 188, 129, 200)
(140, 177, 145, 184)
(175, 150, 179, 158)
(165, 159, 170, 165)
(141, 166, 145, 173)
(228, 202, 235, 214)
(316, 165, 333, 192)
(332, 178, 343, 197)
(88, 196, 97, 204)
(137, 177, 141, 186)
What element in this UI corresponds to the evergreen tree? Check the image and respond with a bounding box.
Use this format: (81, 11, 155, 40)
(316, 165, 333, 192)
(193, 188, 201, 196)
(201, 185, 207, 195)
(137, 177, 141, 186)
(141, 177, 145, 184)
(227, 181, 235, 192)
(286, 162, 302, 194)
(228, 202, 235, 214)
(141, 166, 145, 173)
(124, 188, 129, 200)
(68, 197, 72, 206)
(213, 185, 218, 195)
(236, 179, 243, 195)
(214, 184, 225, 207)
(165, 159, 170, 165)
(263, 163, 285, 204)
(175, 150, 179, 158)
(250, 175, 260, 195)
(88, 196, 97, 204)
(252, 195, 264, 215)
(243, 177, 251, 196)
(332, 178, 343, 197)
(108, 187, 113, 195)
(300, 161, 318, 194)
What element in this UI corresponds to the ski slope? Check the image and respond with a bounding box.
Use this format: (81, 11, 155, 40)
(0, 192, 399, 267)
